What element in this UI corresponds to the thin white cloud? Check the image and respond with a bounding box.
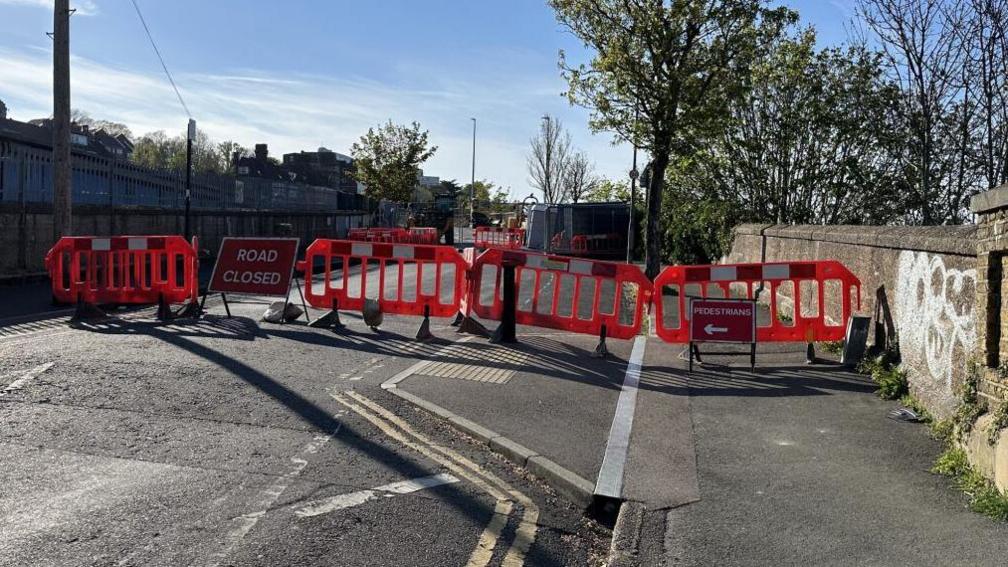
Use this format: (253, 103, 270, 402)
(0, 46, 629, 198)
(0, 0, 99, 16)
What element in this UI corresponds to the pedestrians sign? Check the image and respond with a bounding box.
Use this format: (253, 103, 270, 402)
(209, 237, 300, 296)
(689, 298, 756, 343)
(688, 297, 757, 371)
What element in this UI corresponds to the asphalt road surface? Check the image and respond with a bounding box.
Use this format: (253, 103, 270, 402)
(0, 295, 609, 566)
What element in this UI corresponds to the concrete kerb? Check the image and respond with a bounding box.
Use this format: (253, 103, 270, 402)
(607, 500, 646, 567)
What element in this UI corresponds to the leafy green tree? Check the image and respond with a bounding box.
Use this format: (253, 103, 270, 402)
(694, 31, 906, 225)
(458, 180, 500, 214)
(131, 131, 182, 171)
(131, 129, 247, 174)
(660, 31, 907, 262)
(350, 121, 437, 203)
(551, 0, 795, 278)
(585, 178, 630, 202)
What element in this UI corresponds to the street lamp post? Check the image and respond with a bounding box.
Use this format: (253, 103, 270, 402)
(541, 115, 550, 253)
(184, 118, 195, 240)
(470, 118, 476, 229)
(627, 107, 639, 263)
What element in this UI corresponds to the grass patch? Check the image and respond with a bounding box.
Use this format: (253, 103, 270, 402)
(932, 446, 1008, 521)
(987, 401, 1008, 446)
(856, 351, 907, 400)
(819, 340, 844, 355)
(953, 361, 986, 442)
(899, 394, 932, 422)
(926, 358, 1008, 521)
(930, 419, 954, 443)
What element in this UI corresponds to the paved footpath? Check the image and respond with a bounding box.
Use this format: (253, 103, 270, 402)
(392, 325, 1008, 566)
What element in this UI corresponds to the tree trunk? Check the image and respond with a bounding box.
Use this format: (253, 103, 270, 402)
(645, 151, 671, 280)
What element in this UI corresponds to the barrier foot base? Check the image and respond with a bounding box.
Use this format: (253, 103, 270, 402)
(416, 311, 435, 342)
(591, 336, 609, 358)
(806, 343, 817, 365)
(156, 295, 172, 321)
(490, 322, 517, 345)
(72, 297, 106, 321)
(308, 309, 344, 330)
(591, 325, 609, 358)
(449, 311, 464, 327)
(456, 316, 490, 338)
(173, 301, 202, 320)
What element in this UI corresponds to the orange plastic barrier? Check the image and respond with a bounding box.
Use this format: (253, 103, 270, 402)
(466, 248, 652, 340)
(348, 227, 439, 245)
(302, 239, 466, 317)
(348, 228, 408, 243)
(571, 233, 622, 256)
(653, 260, 861, 343)
(474, 227, 525, 250)
(408, 227, 438, 245)
(45, 235, 199, 306)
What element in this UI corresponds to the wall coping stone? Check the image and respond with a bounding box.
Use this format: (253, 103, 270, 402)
(971, 183, 1008, 214)
(733, 223, 977, 257)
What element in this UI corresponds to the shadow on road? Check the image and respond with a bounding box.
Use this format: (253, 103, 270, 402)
(68, 315, 567, 564)
(640, 363, 876, 397)
(70, 314, 265, 341)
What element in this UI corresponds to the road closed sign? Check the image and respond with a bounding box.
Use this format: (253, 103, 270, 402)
(209, 237, 299, 296)
(689, 298, 756, 344)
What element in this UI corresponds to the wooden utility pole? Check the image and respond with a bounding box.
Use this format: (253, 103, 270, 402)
(52, 0, 72, 239)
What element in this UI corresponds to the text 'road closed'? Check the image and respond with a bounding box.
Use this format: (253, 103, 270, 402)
(209, 237, 300, 297)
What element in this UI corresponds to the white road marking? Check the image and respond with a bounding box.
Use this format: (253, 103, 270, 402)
(206, 431, 335, 567)
(594, 335, 647, 500)
(333, 391, 539, 567)
(0, 362, 55, 394)
(294, 473, 459, 517)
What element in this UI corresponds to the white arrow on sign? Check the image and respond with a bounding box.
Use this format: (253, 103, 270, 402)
(704, 324, 728, 335)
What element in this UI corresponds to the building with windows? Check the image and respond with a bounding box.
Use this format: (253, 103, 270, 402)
(282, 147, 357, 193)
(1, 115, 133, 161)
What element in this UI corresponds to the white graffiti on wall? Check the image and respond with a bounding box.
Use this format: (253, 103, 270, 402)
(894, 251, 976, 389)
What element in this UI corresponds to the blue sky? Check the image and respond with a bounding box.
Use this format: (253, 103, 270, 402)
(0, 0, 857, 197)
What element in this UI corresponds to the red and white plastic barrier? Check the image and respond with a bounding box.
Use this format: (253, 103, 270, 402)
(466, 248, 652, 340)
(570, 233, 624, 257)
(652, 260, 861, 344)
(45, 235, 199, 306)
(474, 227, 525, 250)
(301, 239, 466, 318)
(348, 227, 439, 245)
(407, 227, 439, 245)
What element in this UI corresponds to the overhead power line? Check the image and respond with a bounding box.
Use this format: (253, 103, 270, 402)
(128, 0, 191, 118)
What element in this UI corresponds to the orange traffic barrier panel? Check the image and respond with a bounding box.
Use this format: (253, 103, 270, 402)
(45, 235, 199, 314)
(466, 247, 652, 341)
(408, 227, 439, 245)
(652, 260, 861, 344)
(348, 227, 439, 245)
(302, 239, 468, 334)
(474, 227, 525, 249)
(571, 233, 623, 256)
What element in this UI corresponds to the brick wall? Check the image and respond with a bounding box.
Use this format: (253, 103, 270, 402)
(971, 189, 1008, 404)
(727, 224, 978, 418)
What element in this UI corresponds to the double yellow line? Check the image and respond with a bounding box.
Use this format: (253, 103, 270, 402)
(330, 390, 539, 567)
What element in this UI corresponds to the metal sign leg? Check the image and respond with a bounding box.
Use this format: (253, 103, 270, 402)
(294, 277, 311, 324)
